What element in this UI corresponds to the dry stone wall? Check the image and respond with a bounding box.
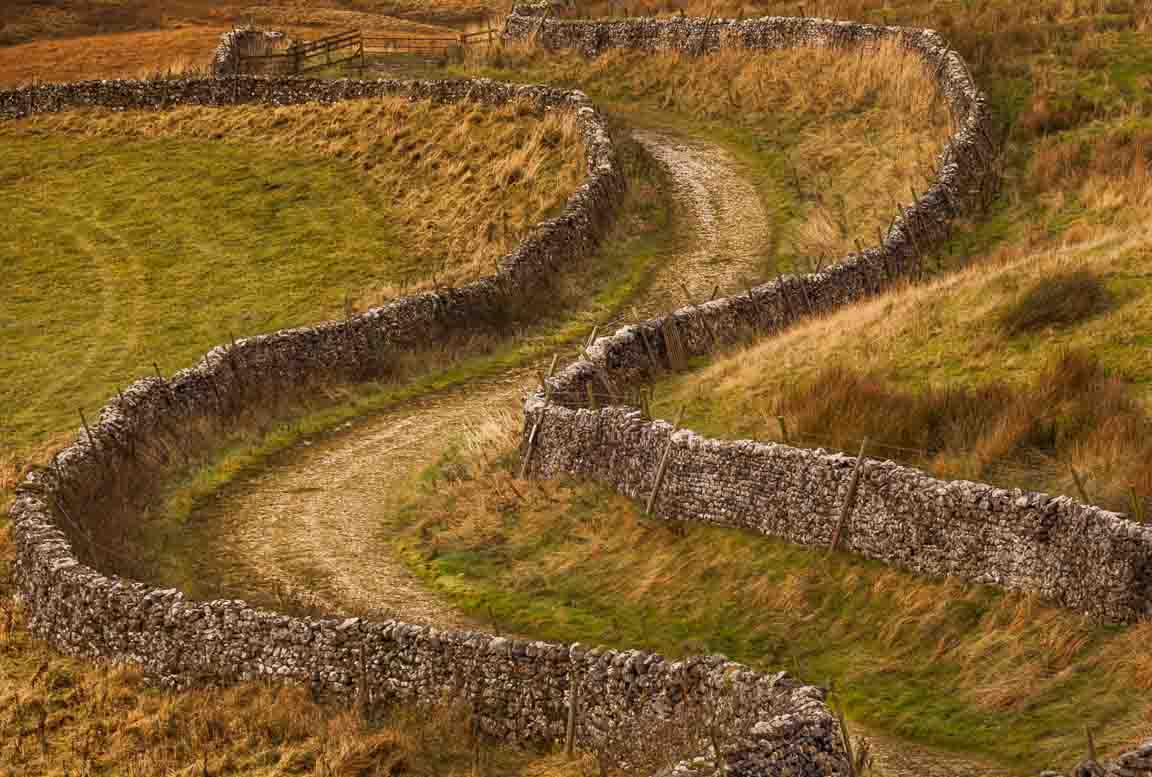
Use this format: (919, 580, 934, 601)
(4, 76, 849, 774)
(503, 10, 1152, 771)
(511, 2, 1152, 626)
(513, 2, 1152, 626)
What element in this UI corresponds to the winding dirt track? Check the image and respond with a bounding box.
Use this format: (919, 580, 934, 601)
(173, 129, 1009, 777)
(176, 129, 769, 623)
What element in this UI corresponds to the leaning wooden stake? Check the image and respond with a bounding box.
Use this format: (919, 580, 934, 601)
(472, 715, 483, 777)
(520, 408, 546, 480)
(828, 438, 869, 556)
(79, 408, 95, 446)
(1086, 725, 1097, 763)
(1130, 486, 1146, 524)
(646, 406, 686, 516)
(776, 415, 791, 445)
(565, 672, 581, 759)
(1069, 464, 1091, 504)
(835, 703, 858, 777)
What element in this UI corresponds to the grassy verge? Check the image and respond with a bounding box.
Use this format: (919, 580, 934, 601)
(383, 425, 1151, 773)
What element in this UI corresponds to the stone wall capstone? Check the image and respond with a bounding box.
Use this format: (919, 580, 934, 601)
(4, 75, 850, 774)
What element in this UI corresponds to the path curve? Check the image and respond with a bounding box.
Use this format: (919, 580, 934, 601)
(174, 129, 768, 623)
(170, 129, 1007, 777)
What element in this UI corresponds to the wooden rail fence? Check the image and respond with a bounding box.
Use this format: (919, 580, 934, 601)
(236, 27, 500, 75)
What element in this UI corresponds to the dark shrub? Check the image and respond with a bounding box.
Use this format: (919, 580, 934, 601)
(998, 270, 1112, 336)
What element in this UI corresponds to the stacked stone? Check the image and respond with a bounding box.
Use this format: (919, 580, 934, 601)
(3, 75, 849, 774)
(211, 28, 288, 77)
(501, 6, 1152, 772)
(1041, 740, 1152, 776)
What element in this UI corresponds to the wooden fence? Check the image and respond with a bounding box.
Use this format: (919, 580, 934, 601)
(236, 28, 499, 75)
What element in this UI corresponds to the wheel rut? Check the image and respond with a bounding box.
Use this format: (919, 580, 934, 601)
(168, 126, 1009, 777)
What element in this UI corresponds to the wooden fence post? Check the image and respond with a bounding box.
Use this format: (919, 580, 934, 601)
(1086, 725, 1097, 763)
(646, 406, 686, 516)
(79, 408, 95, 446)
(776, 415, 791, 445)
(835, 703, 858, 777)
(1068, 464, 1090, 504)
(472, 714, 483, 776)
(520, 408, 545, 480)
(1130, 486, 1145, 524)
(565, 671, 581, 759)
(828, 438, 868, 556)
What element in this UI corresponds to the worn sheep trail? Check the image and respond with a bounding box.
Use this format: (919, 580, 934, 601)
(175, 129, 1006, 777)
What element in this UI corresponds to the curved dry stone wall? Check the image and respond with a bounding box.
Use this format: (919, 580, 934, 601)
(4, 76, 850, 774)
(507, 6, 1152, 773)
(510, 1, 1152, 625)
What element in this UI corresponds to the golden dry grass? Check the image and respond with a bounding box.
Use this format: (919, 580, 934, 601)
(471, 39, 950, 266)
(595, 41, 950, 263)
(4, 97, 585, 294)
(0, 0, 475, 47)
(0, 26, 229, 85)
(0, 0, 463, 85)
(653, 172, 1152, 510)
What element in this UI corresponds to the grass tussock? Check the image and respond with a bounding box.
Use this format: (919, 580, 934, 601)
(769, 349, 1152, 509)
(997, 270, 1113, 335)
(385, 411, 1152, 769)
(0, 529, 586, 777)
(7, 98, 584, 292)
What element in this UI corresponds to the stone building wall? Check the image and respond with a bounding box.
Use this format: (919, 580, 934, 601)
(210, 28, 289, 76)
(4, 76, 849, 774)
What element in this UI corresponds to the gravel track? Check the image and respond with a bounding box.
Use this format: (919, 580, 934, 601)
(173, 129, 768, 625)
(170, 128, 1008, 777)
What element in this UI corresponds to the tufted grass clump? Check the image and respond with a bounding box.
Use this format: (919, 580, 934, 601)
(997, 270, 1113, 336)
(762, 349, 1152, 510)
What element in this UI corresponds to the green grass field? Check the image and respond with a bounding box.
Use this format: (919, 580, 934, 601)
(0, 134, 412, 456)
(0, 96, 583, 493)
